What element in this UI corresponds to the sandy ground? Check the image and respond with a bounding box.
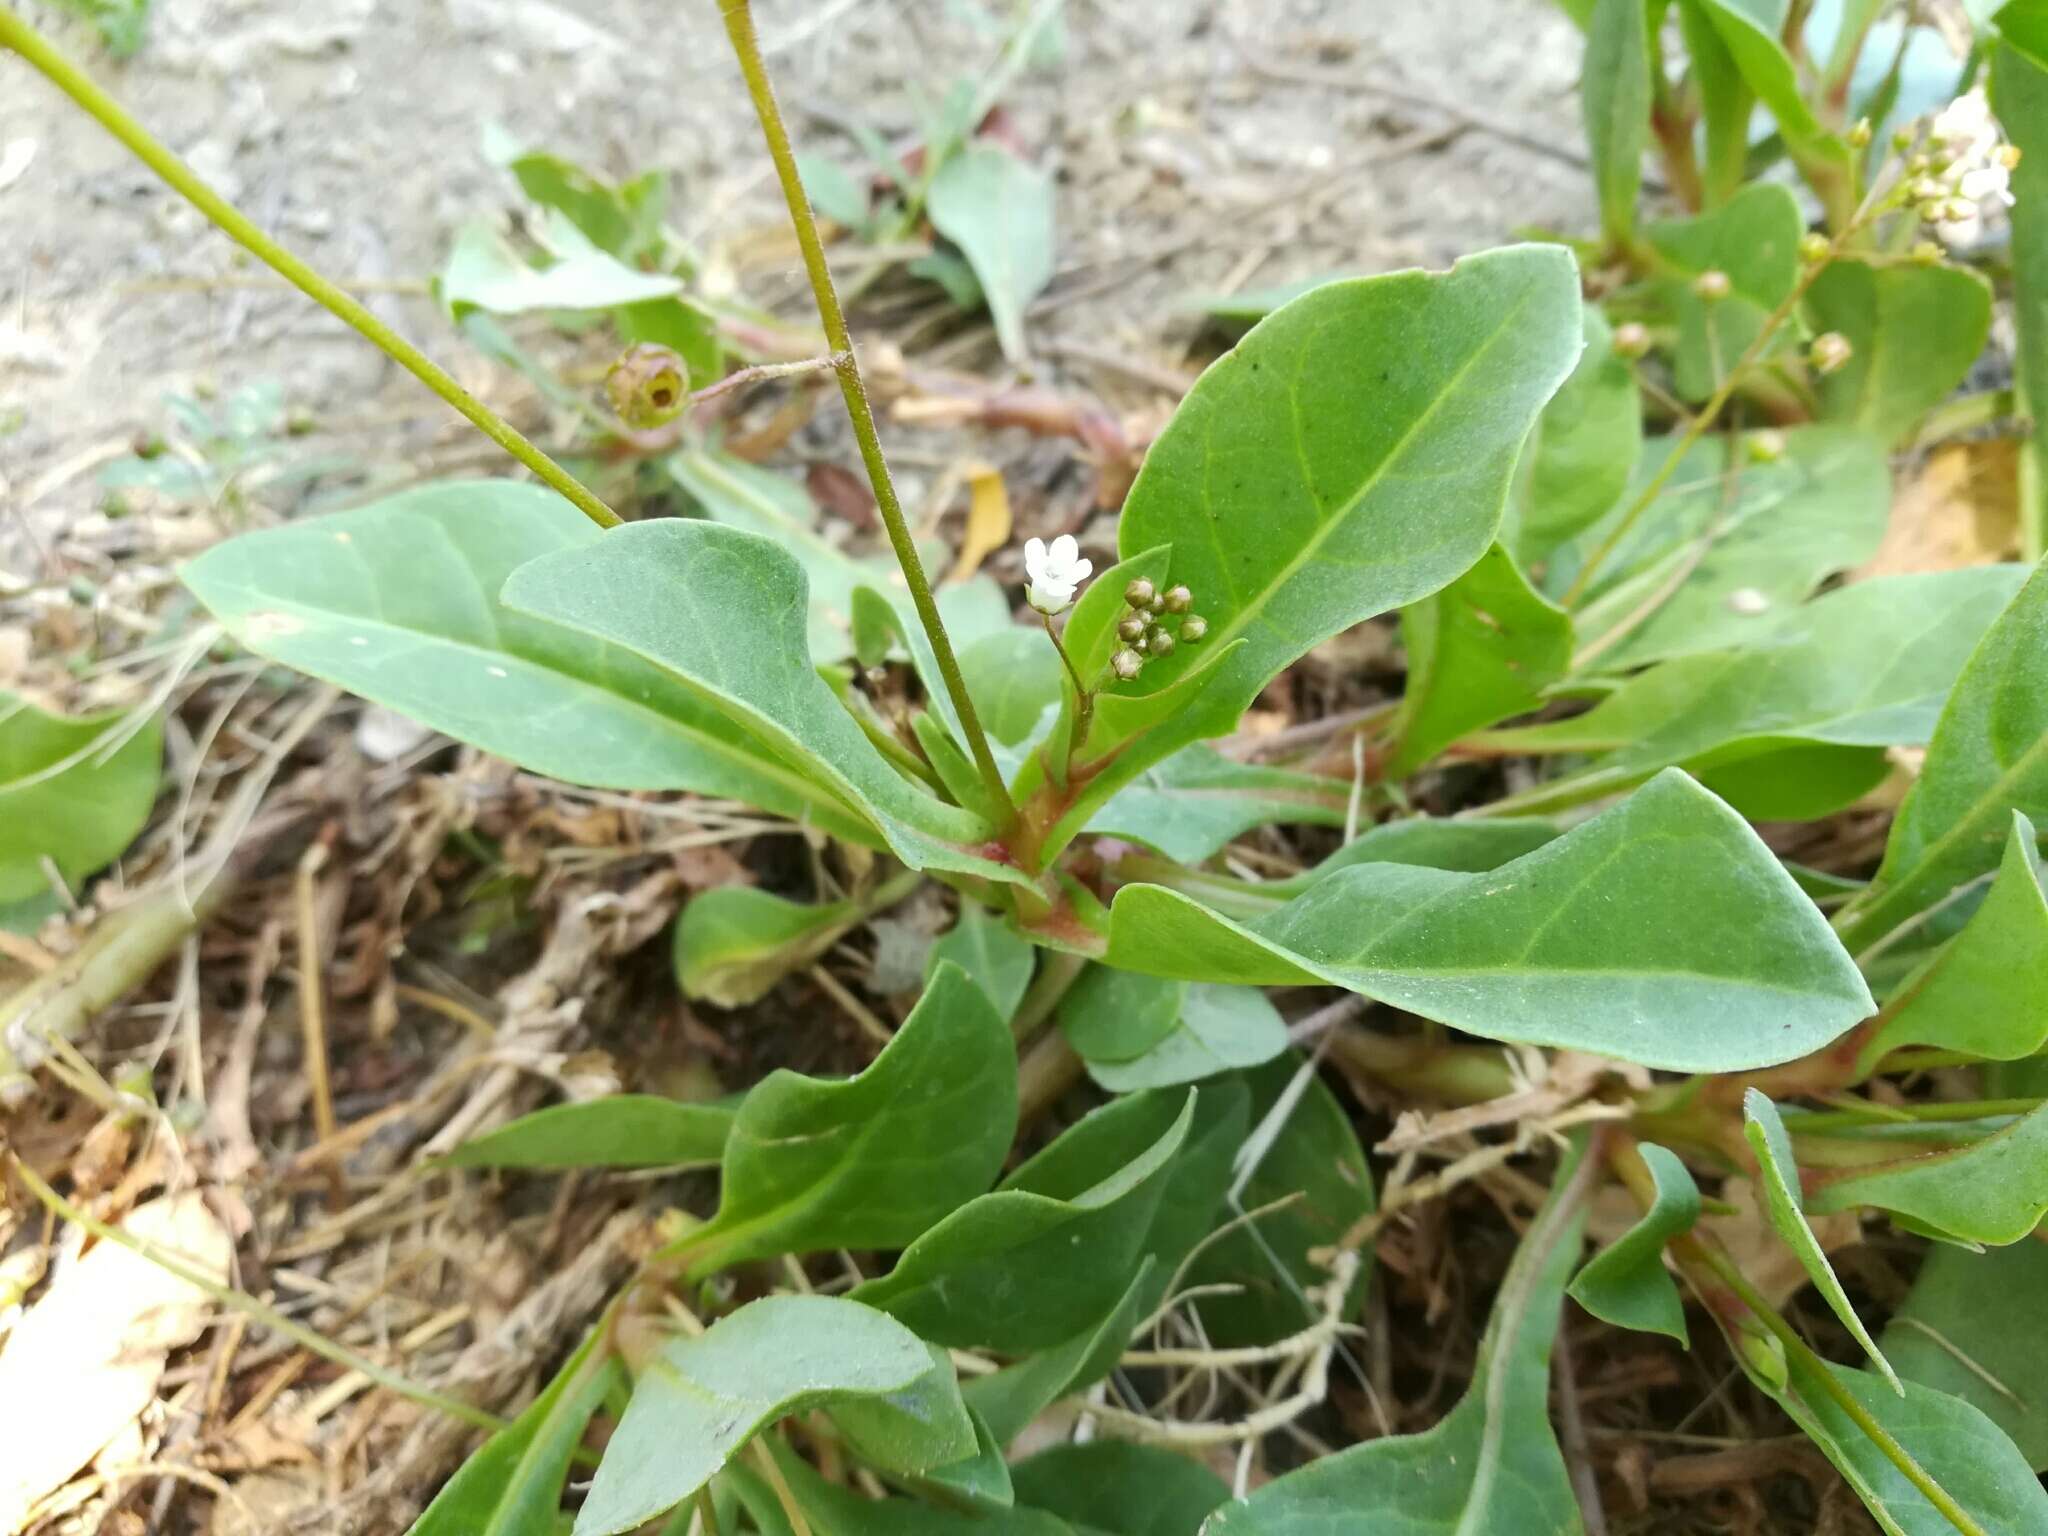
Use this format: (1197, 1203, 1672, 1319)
(0, 0, 1591, 570)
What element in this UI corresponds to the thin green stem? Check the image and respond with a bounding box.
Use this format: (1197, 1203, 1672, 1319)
(1693, 1241, 1987, 1536)
(716, 0, 1016, 828)
(10, 1158, 508, 1434)
(0, 10, 621, 532)
(1562, 277, 1814, 606)
(1041, 613, 1095, 764)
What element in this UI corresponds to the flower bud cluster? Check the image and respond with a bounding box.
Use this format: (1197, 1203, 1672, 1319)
(1110, 578, 1206, 681)
(1910, 90, 2019, 250)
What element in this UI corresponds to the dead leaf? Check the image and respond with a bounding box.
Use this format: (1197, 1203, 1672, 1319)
(947, 460, 1012, 583)
(0, 1191, 231, 1532)
(1856, 439, 2020, 579)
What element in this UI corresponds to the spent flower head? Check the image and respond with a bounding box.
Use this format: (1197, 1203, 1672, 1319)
(1024, 534, 1092, 615)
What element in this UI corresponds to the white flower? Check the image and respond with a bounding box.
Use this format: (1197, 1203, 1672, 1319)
(1932, 90, 1998, 163)
(1960, 162, 2014, 208)
(1024, 534, 1091, 615)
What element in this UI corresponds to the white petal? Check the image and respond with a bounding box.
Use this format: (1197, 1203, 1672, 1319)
(1023, 536, 1048, 582)
(1049, 533, 1079, 565)
(1069, 558, 1093, 583)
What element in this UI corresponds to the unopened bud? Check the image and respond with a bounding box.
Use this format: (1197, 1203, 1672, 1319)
(1145, 626, 1176, 658)
(1179, 616, 1208, 643)
(1117, 614, 1148, 643)
(1797, 232, 1831, 265)
(606, 343, 689, 429)
(1111, 647, 1143, 680)
(1912, 240, 1945, 265)
(1611, 321, 1651, 359)
(1810, 332, 1853, 376)
(1893, 127, 1916, 152)
(1124, 578, 1156, 609)
(1162, 584, 1193, 614)
(1692, 269, 1732, 302)
(1746, 429, 1786, 464)
(1848, 116, 1873, 148)
(1999, 144, 2024, 171)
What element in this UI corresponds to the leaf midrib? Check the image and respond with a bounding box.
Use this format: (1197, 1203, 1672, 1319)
(1199, 278, 1547, 663)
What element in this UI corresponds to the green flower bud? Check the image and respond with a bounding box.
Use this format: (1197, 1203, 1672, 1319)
(1692, 269, 1732, 303)
(1111, 647, 1144, 680)
(1179, 616, 1208, 643)
(1124, 578, 1156, 609)
(1796, 232, 1831, 265)
(1117, 614, 1148, 642)
(1809, 332, 1853, 376)
(1146, 626, 1176, 657)
(1611, 321, 1652, 360)
(1162, 584, 1193, 613)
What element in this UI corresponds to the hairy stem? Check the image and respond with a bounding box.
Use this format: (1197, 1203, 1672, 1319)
(0, 10, 621, 532)
(716, 0, 1016, 827)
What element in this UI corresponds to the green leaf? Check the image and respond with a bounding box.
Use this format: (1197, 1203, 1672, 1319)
(1082, 745, 1347, 864)
(770, 1440, 1075, 1535)
(1204, 1140, 1590, 1534)
(439, 221, 680, 316)
(1857, 813, 2048, 1067)
(1679, 0, 1755, 202)
(925, 147, 1056, 365)
(0, 693, 160, 904)
(1494, 566, 2026, 813)
(1742, 1091, 1900, 1389)
(1808, 1099, 2048, 1245)
(673, 886, 861, 1008)
(896, 1406, 1013, 1511)
(407, 1329, 620, 1536)
(180, 483, 866, 839)
(1885, 1239, 2048, 1471)
(1504, 309, 1642, 567)
(1566, 425, 1892, 668)
(926, 904, 1036, 1023)
(962, 1261, 1155, 1446)
(1131, 1079, 1253, 1321)
(1266, 816, 1564, 900)
(797, 151, 872, 230)
(1089, 985, 1288, 1092)
(1386, 543, 1573, 776)
(850, 1090, 1195, 1351)
(1021, 246, 1585, 862)
(958, 628, 1063, 745)
(574, 1296, 942, 1536)
(506, 151, 665, 260)
(1057, 966, 1186, 1063)
(1011, 1444, 1228, 1536)
(668, 450, 895, 665)
(616, 297, 722, 392)
(1806, 259, 1993, 445)
(1994, 40, 2048, 560)
(830, 1341, 978, 1476)
(1771, 1358, 2048, 1535)
(1584, 0, 1652, 245)
(1647, 183, 1804, 400)
(1689, 1, 1851, 167)
(439, 1095, 734, 1170)
(1191, 1056, 1374, 1347)
(680, 962, 1016, 1275)
(1105, 771, 1871, 1072)
(1842, 556, 2048, 950)
(1568, 1142, 1699, 1343)
(500, 519, 1028, 887)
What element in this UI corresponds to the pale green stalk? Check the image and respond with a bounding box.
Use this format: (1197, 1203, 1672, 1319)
(0, 10, 621, 532)
(715, 0, 1017, 827)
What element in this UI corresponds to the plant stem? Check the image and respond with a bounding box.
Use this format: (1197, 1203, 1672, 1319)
(0, 10, 622, 532)
(1040, 613, 1094, 763)
(1610, 1139, 1988, 1536)
(716, 0, 1017, 828)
